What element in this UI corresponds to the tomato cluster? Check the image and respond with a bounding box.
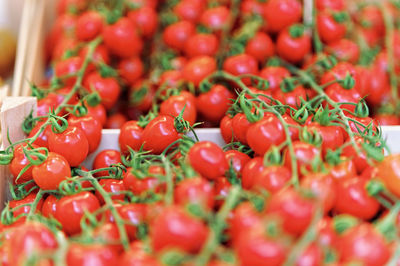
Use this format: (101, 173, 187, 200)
(3, 0, 400, 265)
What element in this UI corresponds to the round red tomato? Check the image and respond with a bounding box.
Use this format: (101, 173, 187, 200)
(9, 143, 41, 184)
(220, 115, 236, 144)
(118, 57, 144, 85)
(160, 92, 197, 125)
(284, 141, 320, 176)
(76, 11, 103, 41)
(9, 193, 44, 220)
(41, 195, 58, 218)
(92, 149, 122, 177)
(231, 113, 252, 145)
(95, 178, 126, 204)
(276, 25, 311, 63)
(223, 54, 259, 84)
(317, 11, 347, 44)
(197, 85, 234, 123)
(225, 150, 251, 175)
(184, 33, 219, 58)
(242, 157, 265, 189)
(174, 0, 205, 23)
(119, 120, 143, 155)
(182, 56, 217, 86)
(200, 6, 231, 31)
(259, 66, 291, 93)
(127, 7, 158, 38)
(68, 114, 102, 153)
(84, 72, 121, 110)
(253, 165, 291, 194)
(66, 243, 119, 265)
(174, 177, 214, 210)
(263, 0, 302, 33)
(163, 21, 195, 51)
(301, 172, 336, 213)
(245, 32, 275, 62)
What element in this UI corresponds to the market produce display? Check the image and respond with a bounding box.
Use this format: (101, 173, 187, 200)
(3, 0, 400, 265)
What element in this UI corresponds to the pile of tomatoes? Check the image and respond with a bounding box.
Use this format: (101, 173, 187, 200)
(4, 0, 400, 265)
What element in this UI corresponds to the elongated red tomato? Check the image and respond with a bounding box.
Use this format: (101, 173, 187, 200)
(119, 120, 143, 155)
(32, 152, 71, 190)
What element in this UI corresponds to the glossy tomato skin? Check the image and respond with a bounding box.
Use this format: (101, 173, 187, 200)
(188, 141, 229, 180)
(307, 123, 344, 155)
(41, 195, 58, 218)
(174, 177, 214, 210)
(225, 150, 251, 175)
(9, 193, 44, 220)
(284, 141, 320, 176)
(220, 116, 236, 144)
(87, 103, 107, 126)
(316, 0, 345, 11)
(48, 126, 89, 167)
(263, 0, 302, 33)
(273, 85, 307, 108)
(123, 167, 161, 195)
(197, 85, 234, 123)
(228, 202, 262, 245)
(160, 92, 197, 125)
(246, 114, 286, 156)
(276, 27, 311, 63)
(119, 120, 143, 155)
(142, 115, 180, 154)
(213, 176, 231, 207)
(68, 114, 102, 153)
(334, 177, 380, 220)
(54, 56, 84, 86)
(93, 223, 122, 253)
(95, 179, 126, 204)
(259, 66, 291, 92)
(76, 11, 103, 41)
(329, 159, 357, 183)
(92, 149, 122, 177)
(253, 165, 291, 194)
(184, 33, 219, 58)
(317, 11, 347, 44)
(326, 39, 360, 64)
(265, 188, 315, 236)
(9, 143, 41, 184)
(296, 244, 324, 266)
(6, 222, 58, 266)
(339, 223, 390, 266)
(200, 6, 231, 31)
(103, 18, 143, 58)
(163, 21, 195, 51)
(32, 152, 71, 190)
(118, 57, 144, 85)
(55, 191, 100, 235)
(182, 56, 217, 86)
(231, 113, 252, 145)
(84, 72, 121, 110)
(174, 0, 205, 23)
(117, 203, 147, 240)
(242, 157, 265, 189)
(377, 154, 400, 197)
(127, 7, 158, 38)
(105, 113, 128, 129)
(223, 54, 259, 84)
(245, 32, 275, 62)
(301, 173, 337, 213)
(150, 206, 209, 253)
(66, 243, 119, 266)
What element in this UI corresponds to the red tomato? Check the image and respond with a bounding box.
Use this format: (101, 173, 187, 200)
(342, 136, 379, 173)
(265, 188, 315, 236)
(127, 7, 158, 38)
(253, 165, 291, 194)
(57, 0, 87, 15)
(68, 115, 102, 153)
(339, 223, 390, 266)
(296, 244, 324, 266)
(41, 195, 58, 218)
(284, 141, 320, 177)
(259, 66, 291, 93)
(316, 217, 339, 249)
(326, 39, 360, 64)
(196, 85, 234, 123)
(241, 0, 265, 16)
(245, 32, 275, 62)
(225, 150, 251, 175)
(374, 113, 400, 125)
(223, 54, 259, 84)
(95, 179, 126, 204)
(301, 173, 336, 213)
(119, 120, 143, 155)
(92, 149, 122, 177)
(118, 57, 144, 85)
(93, 223, 122, 252)
(32, 152, 71, 190)
(174, 177, 214, 210)
(188, 141, 229, 180)
(160, 92, 197, 125)
(317, 11, 347, 44)
(87, 103, 107, 126)
(334, 177, 380, 220)
(150, 206, 209, 253)
(213, 176, 232, 207)
(273, 85, 307, 108)
(76, 11, 103, 41)
(276, 25, 311, 63)
(79, 44, 111, 71)
(263, 0, 302, 33)
(220, 115, 236, 144)
(308, 123, 344, 155)
(246, 114, 286, 156)
(200, 6, 231, 31)
(182, 56, 217, 86)
(55, 191, 100, 235)
(9, 193, 43, 220)
(184, 33, 219, 58)
(365, 68, 390, 106)
(242, 157, 265, 189)
(231, 113, 252, 145)
(174, 0, 205, 23)
(48, 126, 89, 167)
(163, 21, 195, 51)
(102, 18, 143, 58)
(325, 83, 361, 112)
(52, 36, 79, 61)
(329, 159, 357, 183)
(124, 166, 163, 195)
(119, 246, 160, 265)
(9, 143, 41, 184)
(376, 154, 400, 197)
(105, 113, 128, 129)
(228, 202, 262, 245)
(142, 115, 180, 154)
(117, 203, 147, 240)
(54, 56, 84, 86)
(6, 222, 57, 265)
(66, 243, 119, 266)
(84, 72, 121, 110)
(316, 0, 345, 11)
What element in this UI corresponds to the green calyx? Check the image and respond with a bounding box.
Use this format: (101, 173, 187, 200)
(340, 72, 355, 90)
(289, 24, 305, 38)
(332, 12, 348, 23)
(354, 99, 370, 118)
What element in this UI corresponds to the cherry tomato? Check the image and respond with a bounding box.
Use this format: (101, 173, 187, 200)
(259, 66, 291, 93)
(41, 195, 58, 218)
(329, 158, 357, 182)
(220, 115, 236, 144)
(127, 7, 158, 38)
(79, 44, 111, 70)
(273, 85, 307, 108)
(245, 32, 275, 63)
(228, 202, 262, 245)
(124, 166, 162, 195)
(242, 157, 265, 189)
(231, 113, 252, 145)
(334, 177, 380, 220)
(87, 103, 107, 126)
(284, 141, 320, 177)
(92, 149, 122, 177)
(142, 115, 180, 154)
(119, 120, 143, 155)
(57, 0, 87, 15)
(246, 114, 286, 156)
(188, 141, 229, 180)
(200, 6, 231, 31)
(296, 244, 324, 266)
(223, 54, 259, 85)
(253, 165, 291, 194)
(184, 33, 219, 58)
(160, 92, 197, 125)
(84, 72, 121, 110)
(66, 243, 119, 266)
(225, 150, 251, 175)
(103, 18, 143, 58)
(376, 154, 400, 197)
(301, 172, 336, 213)
(263, 0, 302, 33)
(76, 11, 103, 41)
(48, 126, 89, 167)
(317, 11, 347, 44)
(150, 206, 209, 253)
(68, 114, 102, 153)
(197, 85, 234, 123)
(9, 193, 43, 220)
(9, 143, 41, 184)
(175, 177, 214, 210)
(93, 223, 122, 253)
(276, 25, 311, 63)
(163, 21, 195, 51)
(182, 56, 217, 86)
(56, 191, 100, 235)
(54, 56, 84, 86)
(316, 0, 345, 11)
(174, 0, 205, 23)
(308, 122, 344, 155)
(213, 176, 232, 207)
(117, 203, 147, 240)
(32, 152, 71, 190)
(326, 39, 360, 64)
(95, 178, 126, 204)
(118, 57, 144, 85)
